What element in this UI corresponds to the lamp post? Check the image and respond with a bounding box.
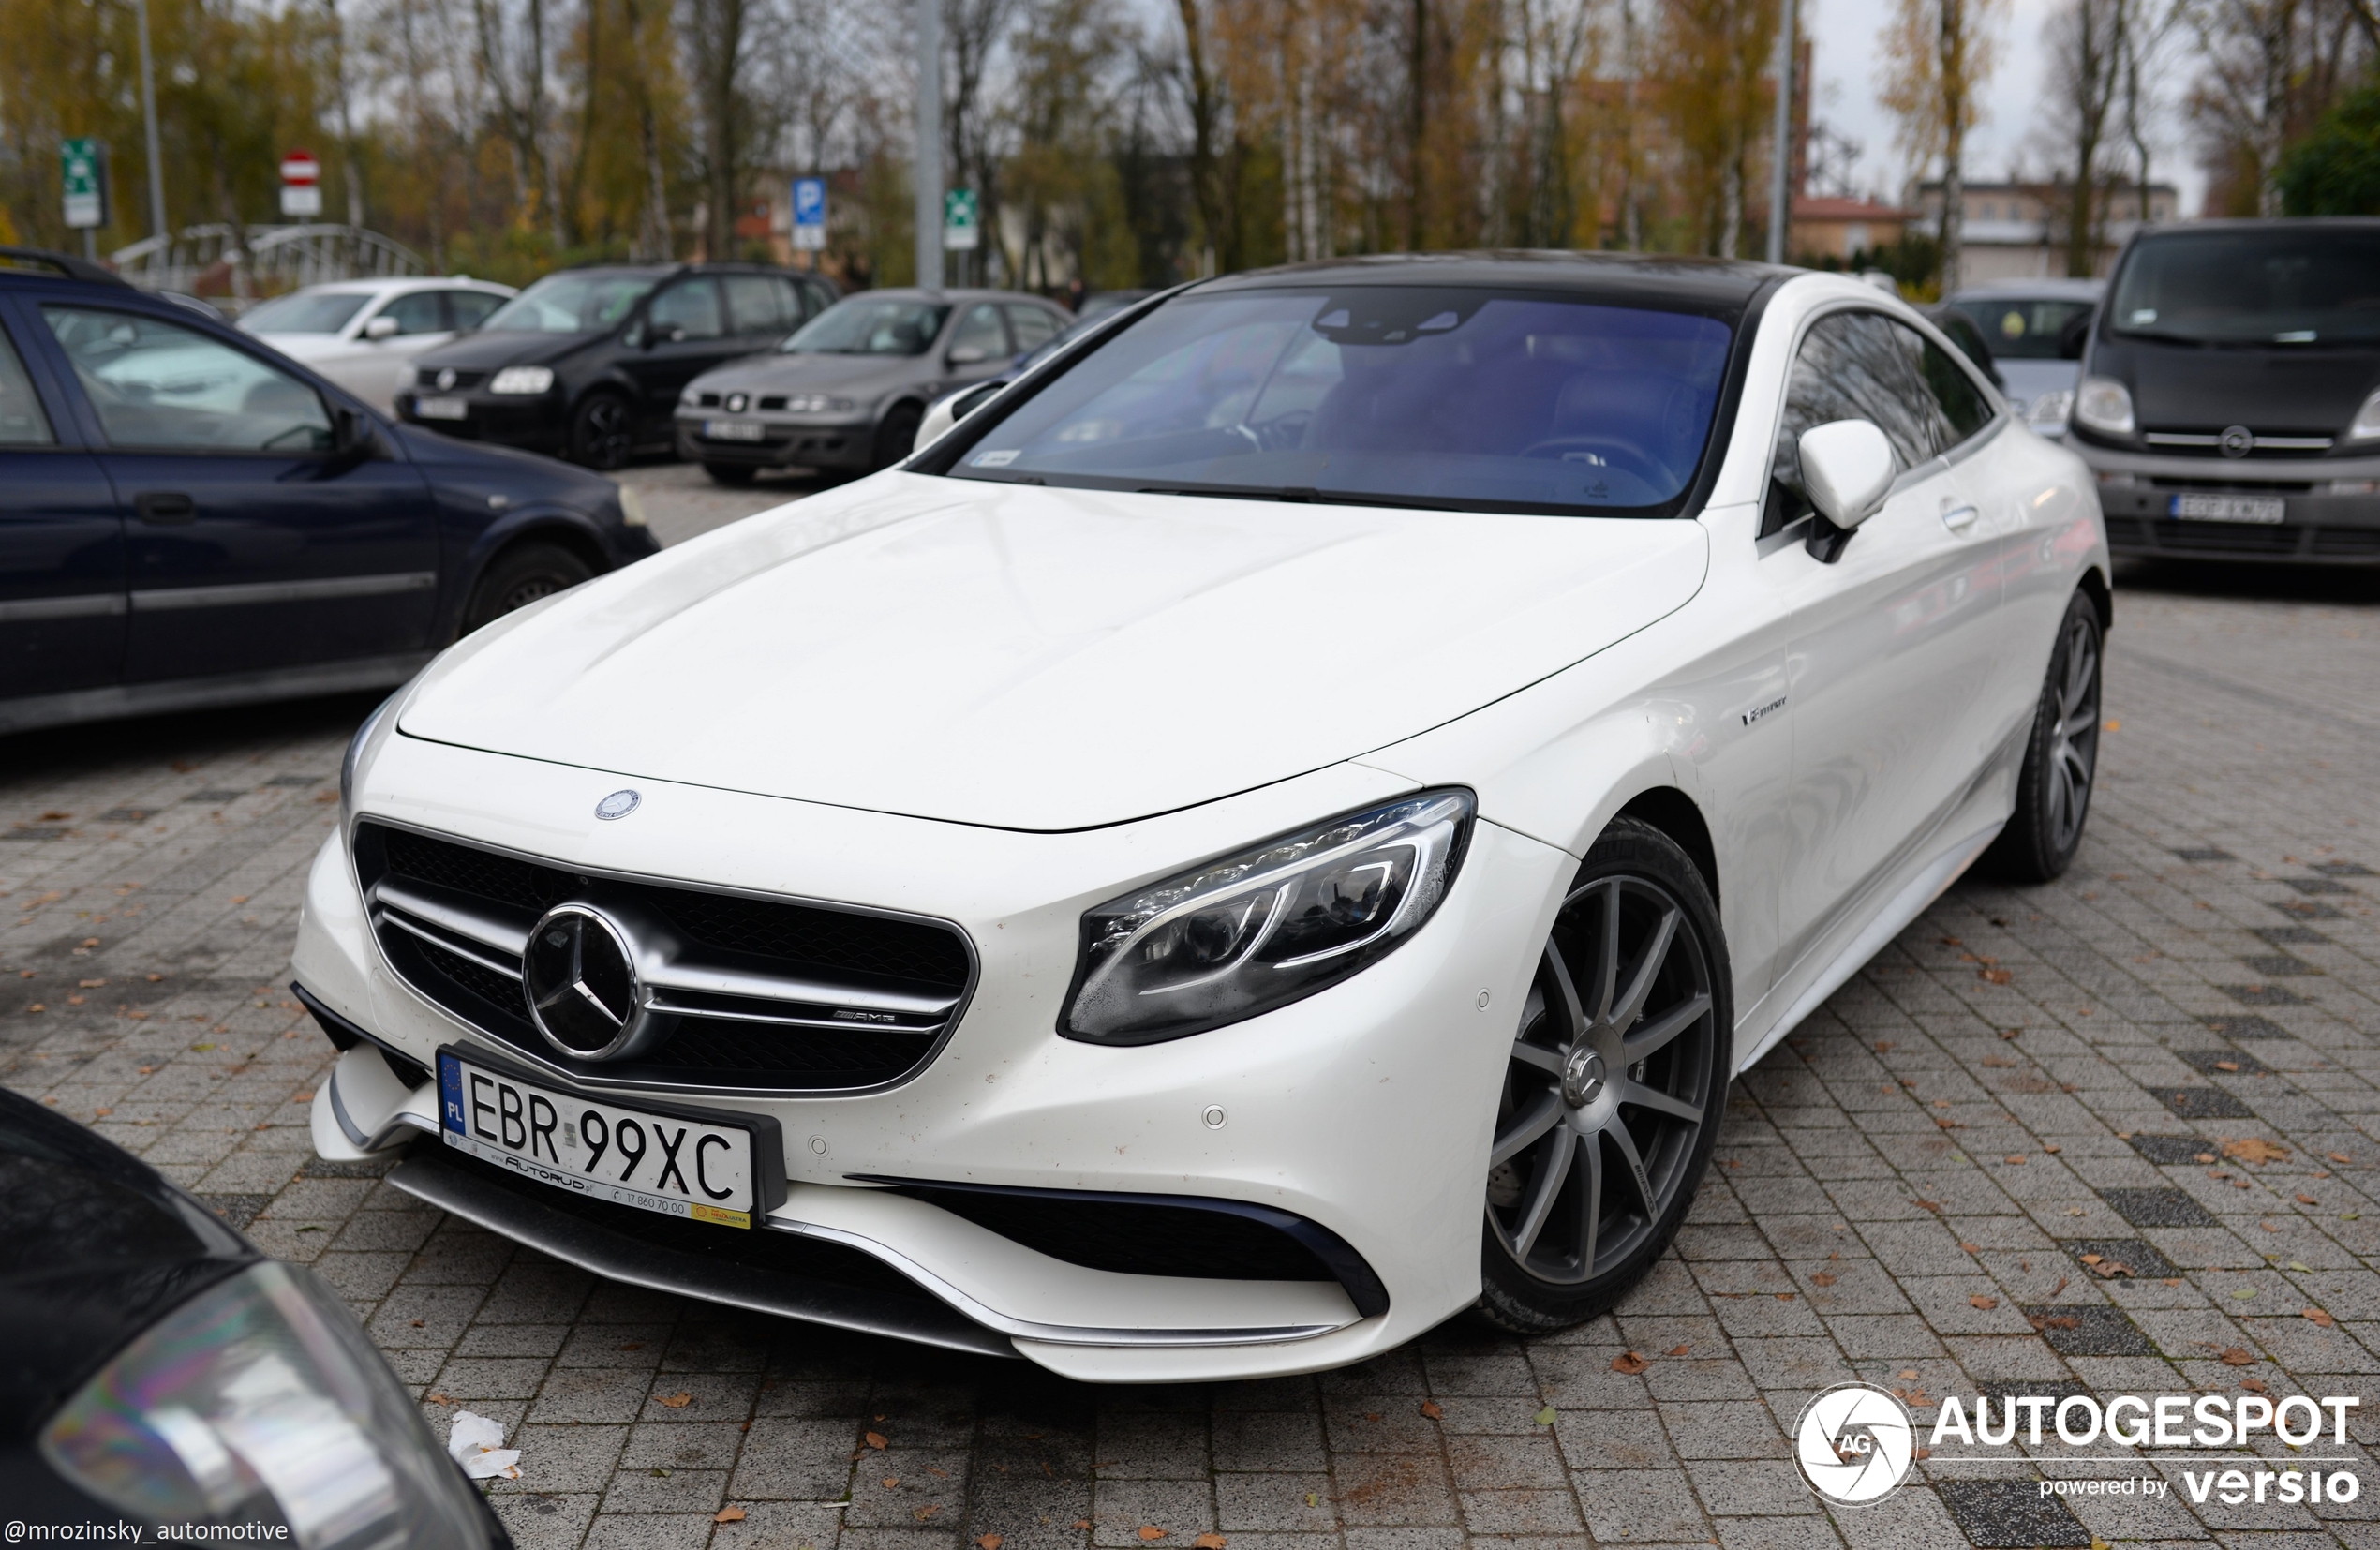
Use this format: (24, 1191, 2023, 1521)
(915, 0, 942, 291)
(1764, 0, 1797, 265)
(134, 0, 168, 241)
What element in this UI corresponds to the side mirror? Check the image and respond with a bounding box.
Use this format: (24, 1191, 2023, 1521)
(363, 315, 400, 340)
(947, 345, 988, 365)
(330, 406, 370, 458)
(1797, 420, 1897, 561)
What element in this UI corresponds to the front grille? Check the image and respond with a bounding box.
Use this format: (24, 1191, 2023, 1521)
(698, 392, 721, 408)
(2313, 528, 2380, 556)
(417, 368, 487, 392)
(2140, 428, 2335, 459)
(355, 822, 974, 1093)
(2151, 523, 2304, 556)
(758, 395, 788, 411)
(2148, 476, 2314, 493)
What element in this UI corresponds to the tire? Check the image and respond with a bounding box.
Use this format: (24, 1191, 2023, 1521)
(1478, 816, 1733, 1334)
(569, 392, 637, 470)
(871, 402, 925, 471)
(1981, 589, 2104, 884)
(462, 542, 595, 633)
(703, 461, 757, 486)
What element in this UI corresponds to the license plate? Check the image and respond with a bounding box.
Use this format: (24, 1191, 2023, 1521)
(704, 418, 766, 441)
(414, 396, 469, 421)
(2169, 493, 2284, 524)
(437, 1048, 767, 1229)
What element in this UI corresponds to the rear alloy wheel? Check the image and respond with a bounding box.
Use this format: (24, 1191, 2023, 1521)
(569, 392, 636, 470)
(1982, 589, 2103, 883)
(872, 402, 925, 471)
(462, 542, 594, 633)
(1480, 817, 1730, 1334)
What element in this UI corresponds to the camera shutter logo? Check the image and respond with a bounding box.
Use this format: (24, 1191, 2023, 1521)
(1793, 1383, 1915, 1505)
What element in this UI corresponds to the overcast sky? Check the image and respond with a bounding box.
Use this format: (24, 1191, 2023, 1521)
(1801, 0, 2208, 214)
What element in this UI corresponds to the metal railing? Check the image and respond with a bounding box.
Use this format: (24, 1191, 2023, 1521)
(110, 223, 428, 306)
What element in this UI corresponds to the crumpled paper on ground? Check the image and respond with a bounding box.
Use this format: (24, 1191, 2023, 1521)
(447, 1408, 524, 1480)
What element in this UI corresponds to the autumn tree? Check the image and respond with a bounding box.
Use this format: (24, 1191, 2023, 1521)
(1879, 0, 2002, 292)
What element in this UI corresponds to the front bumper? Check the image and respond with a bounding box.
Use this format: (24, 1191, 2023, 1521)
(674, 411, 875, 470)
(2073, 440, 2380, 563)
(296, 732, 1570, 1380)
(396, 390, 568, 454)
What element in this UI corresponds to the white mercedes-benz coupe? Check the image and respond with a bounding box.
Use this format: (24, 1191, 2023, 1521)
(295, 254, 2108, 1381)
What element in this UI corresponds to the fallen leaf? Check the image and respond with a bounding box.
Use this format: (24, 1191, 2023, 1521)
(2044, 1143, 2062, 1154)
(1874, 1040, 1896, 1052)
(976, 1535, 1003, 1549)
(1194, 1536, 1228, 1549)
(1897, 1369, 1920, 1380)
(1913, 1199, 1942, 1212)
(2306, 1307, 2336, 1328)
(1971, 1295, 2000, 1310)
(425, 1392, 452, 1405)
(1810, 1272, 1837, 1287)
(716, 1507, 748, 1524)
(1419, 1400, 1442, 1420)
(1610, 1352, 1649, 1375)
(1776, 1291, 1796, 1302)
(1668, 1344, 1691, 1356)
(1533, 1406, 1558, 1424)
(1980, 968, 2013, 985)
(2242, 1379, 2270, 1394)
(2222, 1137, 2289, 1165)
(2298, 1194, 2319, 1205)
(1138, 1527, 1167, 1541)
(2219, 1348, 2256, 1366)
(654, 1393, 693, 1408)
(618, 1342, 644, 1351)
(1073, 1522, 1093, 1531)
(410, 1319, 425, 1328)
(2328, 1151, 2352, 1164)
(2232, 1289, 2257, 1301)
(883, 1479, 900, 1489)
(2064, 1207, 2086, 1217)
(2030, 1315, 2079, 1331)
(1914, 1447, 1932, 1460)
(2001, 1028, 2022, 1039)
(2004, 1155, 2026, 1165)
(1959, 1242, 1982, 1254)
(915, 1506, 941, 1522)
(2289, 1260, 2312, 1273)
(866, 1431, 888, 1450)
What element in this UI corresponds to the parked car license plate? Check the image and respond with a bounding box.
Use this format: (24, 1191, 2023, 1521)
(436, 1048, 763, 1228)
(414, 396, 469, 421)
(2169, 493, 2284, 524)
(704, 418, 766, 441)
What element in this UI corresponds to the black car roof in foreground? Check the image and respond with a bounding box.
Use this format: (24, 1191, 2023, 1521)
(1192, 250, 1793, 309)
(0, 244, 135, 288)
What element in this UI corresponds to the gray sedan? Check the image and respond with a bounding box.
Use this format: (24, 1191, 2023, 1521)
(675, 288, 1071, 483)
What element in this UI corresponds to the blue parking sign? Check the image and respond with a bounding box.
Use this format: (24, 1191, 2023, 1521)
(792, 176, 826, 250)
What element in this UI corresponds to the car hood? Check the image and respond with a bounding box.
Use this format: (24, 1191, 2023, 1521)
(397, 477, 1710, 831)
(691, 352, 933, 396)
(246, 332, 362, 363)
(1997, 359, 2077, 407)
(2096, 337, 2380, 431)
(412, 329, 600, 371)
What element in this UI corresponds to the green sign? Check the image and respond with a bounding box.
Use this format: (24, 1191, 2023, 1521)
(943, 187, 979, 251)
(62, 138, 106, 230)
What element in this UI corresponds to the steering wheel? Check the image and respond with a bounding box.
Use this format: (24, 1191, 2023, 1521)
(1517, 435, 1672, 489)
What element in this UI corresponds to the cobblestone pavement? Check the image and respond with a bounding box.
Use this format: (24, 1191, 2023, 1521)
(5, 546, 2377, 1549)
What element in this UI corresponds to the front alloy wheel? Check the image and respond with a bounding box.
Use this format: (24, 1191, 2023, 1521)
(1480, 817, 1729, 1333)
(1982, 589, 2103, 883)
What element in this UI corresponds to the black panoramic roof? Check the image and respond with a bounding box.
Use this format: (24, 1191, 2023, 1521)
(1197, 250, 1791, 310)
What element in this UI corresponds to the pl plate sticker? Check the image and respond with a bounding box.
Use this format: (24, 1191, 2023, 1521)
(1794, 1382, 1915, 1505)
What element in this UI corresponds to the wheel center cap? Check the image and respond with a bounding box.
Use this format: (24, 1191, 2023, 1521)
(1563, 1047, 1606, 1107)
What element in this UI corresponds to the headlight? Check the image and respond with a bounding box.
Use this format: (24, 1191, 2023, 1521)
(617, 484, 648, 527)
(489, 365, 555, 395)
(2074, 376, 2135, 437)
(1063, 790, 1474, 1045)
(2348, 387, 2380, 442)
(2027, 390, 2073, 427)
(40, 1261, 491, 1546)
(784, 393, 856, 414)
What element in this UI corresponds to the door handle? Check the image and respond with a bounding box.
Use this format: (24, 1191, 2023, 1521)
(1940, 503, 1981, 533)
(135, 493, 197, 525)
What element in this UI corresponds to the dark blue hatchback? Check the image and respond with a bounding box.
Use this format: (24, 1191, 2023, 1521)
(0, 246, 660, 735)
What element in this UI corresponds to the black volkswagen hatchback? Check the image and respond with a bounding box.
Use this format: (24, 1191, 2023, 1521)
(397, 262, 839, 468)
(0, 247, 658, 737)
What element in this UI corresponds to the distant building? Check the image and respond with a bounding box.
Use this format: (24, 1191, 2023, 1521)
(1789, 196, 1912, 262)
(1903, 179, 2182, 281)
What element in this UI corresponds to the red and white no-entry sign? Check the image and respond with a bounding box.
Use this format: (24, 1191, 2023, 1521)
(280, 149, 322, 216)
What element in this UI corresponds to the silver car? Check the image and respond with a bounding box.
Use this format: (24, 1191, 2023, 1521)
(1942, 277, 2103, 437)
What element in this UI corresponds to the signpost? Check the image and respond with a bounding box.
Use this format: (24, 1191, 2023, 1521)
(279, 150, 322, 218)
(62, 139, 108, 254)
(943, 188, 979, 252)
(791, 176, 827, 255)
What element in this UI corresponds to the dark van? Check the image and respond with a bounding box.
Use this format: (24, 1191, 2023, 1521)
(2067, 219, 2380, 564)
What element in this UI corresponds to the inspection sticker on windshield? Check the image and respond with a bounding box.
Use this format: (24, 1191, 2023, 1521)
(436, 1047, 781, 1229)
(703, 419, 766, 441)
(972, 449, 1019, 467)
(414, 396, 468, 421)
(2169, 494, 2284, 525)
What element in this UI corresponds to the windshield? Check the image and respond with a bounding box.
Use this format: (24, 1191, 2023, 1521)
(781, 300, 951, 356)
(946, 288, 1734, 514)
(2110, 228, 2380, 345)
(240, 292, 370, 335)
(1948, 296, 2094, 359)
(480, 273, 658, 334)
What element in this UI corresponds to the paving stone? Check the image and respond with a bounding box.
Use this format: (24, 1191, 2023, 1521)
(2058, 1237, 2179, 1278)
(2129, 1134, 2223, 1165)
(2100, 1186, 2221, 1228)
(1935, 1479, 2093, 1546)
(2021, 1304, 2156, 1358)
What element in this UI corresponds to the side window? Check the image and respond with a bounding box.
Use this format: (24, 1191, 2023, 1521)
(1764, 311, 1946, 534)
(1005, 306, 1059, 352)
(800, 282, 833, 320)
(648, 278, 724, 341)
(1920, 336, 1996, 447)
(379, 291, 447, 336)
(42, 305, 332, 453)
(0, 325, 56, 445)
(723, 275, 794, 338)
(948, 304, 1009, 361)
(447, 291, 503, 331)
